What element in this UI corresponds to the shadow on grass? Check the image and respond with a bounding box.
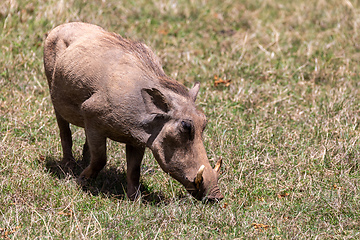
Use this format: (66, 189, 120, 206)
(42, 156, 170, 205)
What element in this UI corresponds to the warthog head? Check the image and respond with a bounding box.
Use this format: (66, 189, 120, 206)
(142, 83, 223, 201)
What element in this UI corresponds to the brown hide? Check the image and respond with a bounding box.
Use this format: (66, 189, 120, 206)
(43, 22, 223, 201)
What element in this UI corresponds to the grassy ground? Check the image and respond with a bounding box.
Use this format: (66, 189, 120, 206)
(1, 0, 360, 238)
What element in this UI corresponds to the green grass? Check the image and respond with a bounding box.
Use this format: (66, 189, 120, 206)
(1, 0, 360, 238)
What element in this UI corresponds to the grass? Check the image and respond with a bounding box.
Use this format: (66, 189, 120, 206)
(1, 0, 360, 238)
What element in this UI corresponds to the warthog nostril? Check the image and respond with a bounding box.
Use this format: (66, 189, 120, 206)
(204, 186, 223, 202)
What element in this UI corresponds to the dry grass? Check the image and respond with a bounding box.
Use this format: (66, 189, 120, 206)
(1, 0, 360, 238)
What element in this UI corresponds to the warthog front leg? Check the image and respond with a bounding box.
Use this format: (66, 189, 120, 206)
(126, 144, 145, 200)
(82, 137, 90, 164)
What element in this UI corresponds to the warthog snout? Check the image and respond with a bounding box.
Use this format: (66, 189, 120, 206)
(186, 158, 223, 201)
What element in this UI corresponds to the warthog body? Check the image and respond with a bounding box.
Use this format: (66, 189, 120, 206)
(43, 22, 223, 201)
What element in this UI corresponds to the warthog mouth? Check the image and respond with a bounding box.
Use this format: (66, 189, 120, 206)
(186, 184, 223, 202)
(185, 187, 223, 202)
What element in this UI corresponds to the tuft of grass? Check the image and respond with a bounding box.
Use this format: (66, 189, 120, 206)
(1, 0, 360, 238)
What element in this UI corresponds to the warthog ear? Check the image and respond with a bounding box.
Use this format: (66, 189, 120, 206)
(141, 88, 171, 114)
(189, 82, 200, 102)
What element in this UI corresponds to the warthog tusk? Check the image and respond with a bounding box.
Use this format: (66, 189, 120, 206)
(214, 157, 222, 173)
(195, 165, 205, 189)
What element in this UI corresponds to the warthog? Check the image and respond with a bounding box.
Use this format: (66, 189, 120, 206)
(43, 22, 223, 201)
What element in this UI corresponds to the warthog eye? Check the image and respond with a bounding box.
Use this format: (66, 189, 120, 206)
(181, 120, 192, 132)
(181, 120, 194, 140)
